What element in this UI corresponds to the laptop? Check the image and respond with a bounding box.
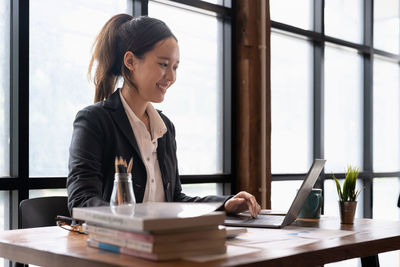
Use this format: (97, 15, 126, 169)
(224, 159, 326, 229)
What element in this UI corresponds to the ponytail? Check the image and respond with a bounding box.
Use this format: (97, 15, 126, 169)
(88, 14, 132, 103)
(88, 14, 177, 103)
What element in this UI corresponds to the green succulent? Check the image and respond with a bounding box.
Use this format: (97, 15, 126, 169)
(332, 166, 361, 202)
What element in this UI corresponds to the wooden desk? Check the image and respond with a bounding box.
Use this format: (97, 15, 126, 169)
(0, 217, 399, 267)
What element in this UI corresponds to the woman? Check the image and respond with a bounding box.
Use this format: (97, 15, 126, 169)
(67, 14, 260, 217)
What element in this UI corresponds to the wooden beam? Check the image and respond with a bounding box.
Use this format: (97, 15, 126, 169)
(235, 0, 270, 208)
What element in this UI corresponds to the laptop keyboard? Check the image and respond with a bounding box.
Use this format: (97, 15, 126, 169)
(225, 214, 285, 227)
(244, 215, 285, 225)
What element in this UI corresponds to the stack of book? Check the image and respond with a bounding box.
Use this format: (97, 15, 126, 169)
(72, 202, 227, 261)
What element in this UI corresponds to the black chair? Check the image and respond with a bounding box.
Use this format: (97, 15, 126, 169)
(19, 196, 70, 228)
(14, 197, 70, 267)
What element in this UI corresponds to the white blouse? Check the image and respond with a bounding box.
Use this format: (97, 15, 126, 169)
(120, 91, 167, 202)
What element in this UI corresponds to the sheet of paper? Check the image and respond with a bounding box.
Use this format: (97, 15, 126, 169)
(226, 226, 355, 249)
(228, 237, 318, 250)
(183, 245, 260, 262)
(283, 226, 356, 239)
(229, 226, 355, 242)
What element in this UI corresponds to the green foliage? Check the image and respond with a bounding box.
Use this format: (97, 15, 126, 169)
(332, 166, 361, 202)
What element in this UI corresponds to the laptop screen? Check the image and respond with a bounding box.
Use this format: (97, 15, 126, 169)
(281, 159, 326, 227)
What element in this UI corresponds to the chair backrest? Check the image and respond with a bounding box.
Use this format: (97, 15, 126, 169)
(19, 196, 70, 228)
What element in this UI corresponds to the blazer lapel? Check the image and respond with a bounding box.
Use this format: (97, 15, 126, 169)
(157, 136, 172, 202)
(104, 89, 142, 159)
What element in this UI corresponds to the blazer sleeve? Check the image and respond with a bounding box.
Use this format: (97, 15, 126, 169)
(67, 107, 108, 214)
(166, 119, 232, 204)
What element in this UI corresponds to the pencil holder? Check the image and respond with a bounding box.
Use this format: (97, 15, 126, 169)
(110, 173, 136, 206)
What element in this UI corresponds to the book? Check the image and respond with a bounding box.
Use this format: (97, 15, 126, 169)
(87, 239, 227, 261)
(73, 202, 224, 232)
(88, 232, 225, 253)
(83, 223, 225, 244)
(89, 229, 225, 253)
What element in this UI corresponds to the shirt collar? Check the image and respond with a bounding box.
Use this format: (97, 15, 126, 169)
(119, 90, 167, 140)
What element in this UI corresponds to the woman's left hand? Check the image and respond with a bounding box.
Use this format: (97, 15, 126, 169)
(224, 191, 261, 218)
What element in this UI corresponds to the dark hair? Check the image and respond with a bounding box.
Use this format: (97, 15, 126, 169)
(88, 14, 177, 103)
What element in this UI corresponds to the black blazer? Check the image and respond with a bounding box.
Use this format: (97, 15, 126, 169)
(67, 89, 230, 214)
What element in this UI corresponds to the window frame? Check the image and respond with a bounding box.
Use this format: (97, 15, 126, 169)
(271, 0, 400, 218)
(2, 0, 234, 236)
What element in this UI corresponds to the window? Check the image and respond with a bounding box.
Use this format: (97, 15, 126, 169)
(270, 0, 313, 30)
(1, 1, 232, 251)
(0, 191, 9, 267)
(271, 1, 400, 265)
(29, 0, 131, 177)
(325, 0, 363, 43)
(373, 57, 400, 172)
(0, 0, 10, 177)
(149, 1, 224, 175)
(271, 31, 313, 174)
(374, 0, 399, 54)
(324, 44, 363, 173)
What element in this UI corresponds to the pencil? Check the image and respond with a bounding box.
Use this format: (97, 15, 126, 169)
(127, 157, 133, 173)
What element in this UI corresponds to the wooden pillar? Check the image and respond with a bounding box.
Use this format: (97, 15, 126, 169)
(235, 0, 271, 208)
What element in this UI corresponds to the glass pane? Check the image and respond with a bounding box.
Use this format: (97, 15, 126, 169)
(198, 0, 231, 7)
(29, 189, 67, 199)
(29, 1, 130, 177)
(324, 179, 363, 219)
(0, 0, 10, 177)
(271, 31, 313, 173)
(149, 1, 223, 175)
(377, 251, 400, 267)
(374, 0, 400, 54)
(181, 183, 217, 197)
(200, 0, 223, 5)
(270, 0, 313, 30)
(373, 178, 400, 220)
(373, 57, 400, 172)
(373, 177, 400, 267)
(325, 259, 359, 267)
(325, 0, 363, 43)
(324, 44, 363, 173)
(0, 191, 9, 231)
(0, 191, 9, 267)
(271, 180, 303, 211)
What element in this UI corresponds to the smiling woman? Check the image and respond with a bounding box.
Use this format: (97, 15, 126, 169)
(67, 14, 261, 217)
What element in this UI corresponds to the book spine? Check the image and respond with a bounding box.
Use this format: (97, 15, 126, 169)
(84, 224, 154, 242)
(87, 239, 158, 261)
(89, 233, 153, 253)
(87, 239, 226, 261)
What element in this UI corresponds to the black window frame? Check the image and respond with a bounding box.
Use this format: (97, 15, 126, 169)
(1, 0, 234, 241)
(270, 0, 400, 218)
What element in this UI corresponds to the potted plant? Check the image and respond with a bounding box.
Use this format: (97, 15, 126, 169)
(332, 166, 361, 224)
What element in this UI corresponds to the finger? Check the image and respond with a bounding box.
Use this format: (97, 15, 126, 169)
(248, 196, 260, 217)
(250, 199, 258, 217)
(243, 198, 254, 217)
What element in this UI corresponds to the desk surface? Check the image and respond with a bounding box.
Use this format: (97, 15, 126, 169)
(0, 217, 400, 267)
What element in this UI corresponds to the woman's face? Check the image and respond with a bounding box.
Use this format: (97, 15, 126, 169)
(130, 37, 180, 103)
